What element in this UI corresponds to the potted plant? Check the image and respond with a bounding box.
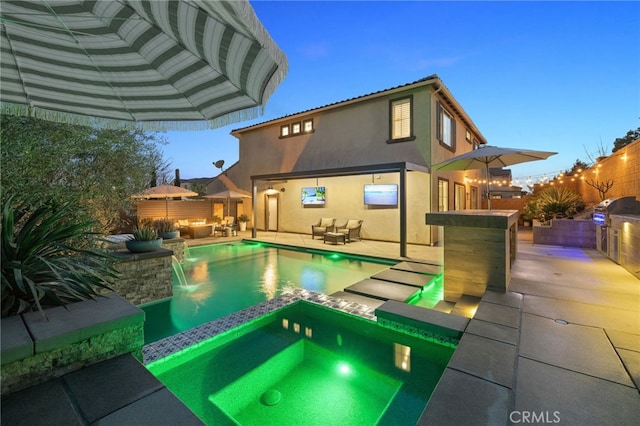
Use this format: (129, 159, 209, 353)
(153, 218, 179, 239)
(126, 224, 162, 253)
(238, 214, 250, 231)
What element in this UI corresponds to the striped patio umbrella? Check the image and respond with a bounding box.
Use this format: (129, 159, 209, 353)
(0, 0, 287, 130)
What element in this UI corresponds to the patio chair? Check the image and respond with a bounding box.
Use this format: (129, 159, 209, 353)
(214, 216, 236, 237)
(223, 216, 235, 227)
(311, 218, 336, 239)
(176, 219, 190, 236)
(336, 219, 363, 242)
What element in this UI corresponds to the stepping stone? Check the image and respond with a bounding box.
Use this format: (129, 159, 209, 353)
(329, 291, 386, 309)
(392, 261, 442, 276)
(371, 269, 435, 288)
(344, 279, 420, 302)
(432, 300, 455, 314)
(451, 295, 482, 318)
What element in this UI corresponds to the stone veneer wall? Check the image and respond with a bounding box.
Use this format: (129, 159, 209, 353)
(109, 248, 173, 305)
(533, 219, 596, 248)
(0, 295, 144, 395)
(162, 238, 185, 262)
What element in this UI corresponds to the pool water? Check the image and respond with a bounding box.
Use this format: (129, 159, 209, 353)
(142, 242, 393, 343)
(147, 302, 455, 425)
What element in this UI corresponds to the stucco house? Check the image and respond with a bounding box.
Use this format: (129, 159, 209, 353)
(207, 74, 488, 252)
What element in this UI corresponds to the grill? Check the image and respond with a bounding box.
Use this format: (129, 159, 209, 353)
(593, 196, 640, 259)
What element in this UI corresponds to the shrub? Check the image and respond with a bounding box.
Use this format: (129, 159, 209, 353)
(1, 198, 118, 318)
(238, 214, 250, 223)
(522, 199, 540, 222)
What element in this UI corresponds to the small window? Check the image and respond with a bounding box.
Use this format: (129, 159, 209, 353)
(303, 119, 314, 133)
(437, 102, 456, 151)
(280, 125, 289, 137)
(292, 122, 301, 134)
(390, 97, 412, 141)
(466, 130, 472, 143)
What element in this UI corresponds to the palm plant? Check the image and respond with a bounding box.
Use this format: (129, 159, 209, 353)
(1, 198, 118, 318)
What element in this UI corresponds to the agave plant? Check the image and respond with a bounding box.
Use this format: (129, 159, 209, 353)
(1, 198, 118, 318)
(131, 224, 158, 241)
(536, 187, 584, 220)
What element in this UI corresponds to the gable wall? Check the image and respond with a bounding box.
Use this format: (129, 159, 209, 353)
(225, 82, 485, 244)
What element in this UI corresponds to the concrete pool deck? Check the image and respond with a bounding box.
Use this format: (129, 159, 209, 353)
(2, 228, 639, 424)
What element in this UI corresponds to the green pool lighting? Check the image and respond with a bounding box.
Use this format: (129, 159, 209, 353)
(329, 253, 342, 260)
(338, 362, 352, 376)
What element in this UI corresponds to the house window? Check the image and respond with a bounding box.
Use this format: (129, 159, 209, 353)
(280, 125, 289, 137)
(303, 119, 314, 133)
(390, 97, 412, 141)
(466, 130, 472, 143)
(292, 122, 301, 135)
(437, 102, 456, 150)
(438, 178, 449, 212)
(454, 183, 466, 210)
(470, 186, 478, 209)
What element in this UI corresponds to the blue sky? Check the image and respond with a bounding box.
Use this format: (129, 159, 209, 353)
(162, 1, 639, 185)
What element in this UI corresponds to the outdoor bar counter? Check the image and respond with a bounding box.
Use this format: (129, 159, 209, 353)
(426, 210, 519, 302)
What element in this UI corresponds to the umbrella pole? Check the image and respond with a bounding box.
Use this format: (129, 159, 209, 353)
(486, 164, 491, 210)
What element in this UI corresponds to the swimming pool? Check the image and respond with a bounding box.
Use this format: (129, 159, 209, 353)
(142, 242, 395, 343)
(147, 301, 455, 425)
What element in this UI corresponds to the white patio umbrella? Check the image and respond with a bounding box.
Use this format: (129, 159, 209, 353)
(132, 184, 198, 218)
(431, 145, 557, 209)
(0, 0, 287, 130)
(204, 189, 251, 218)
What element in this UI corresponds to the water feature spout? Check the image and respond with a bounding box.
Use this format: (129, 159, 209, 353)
(183, 243, 192, 262)
(171, 255, 188, 287)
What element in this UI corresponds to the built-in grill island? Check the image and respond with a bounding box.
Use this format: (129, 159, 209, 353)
(593, 196, 640, 263)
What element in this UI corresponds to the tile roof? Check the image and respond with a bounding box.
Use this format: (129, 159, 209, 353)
(231, 74, 440, 133)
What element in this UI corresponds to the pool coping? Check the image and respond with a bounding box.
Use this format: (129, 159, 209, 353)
(143, 288, 381, 364)
(142, 286, 466, 365)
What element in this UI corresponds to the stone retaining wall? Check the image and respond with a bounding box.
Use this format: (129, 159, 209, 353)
(533, 219, 596, 248)
(162, 238, 185, 262)
(109, 248, 173, 305)
(0, 295, 144, 395)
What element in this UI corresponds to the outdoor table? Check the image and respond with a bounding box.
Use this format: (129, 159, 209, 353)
(323, 232, 346, 245)
(188, 224, 213, 239)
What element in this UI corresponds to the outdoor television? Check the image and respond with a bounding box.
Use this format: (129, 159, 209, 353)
(301, 186, 326, 206)
(364, 184, 398, 206)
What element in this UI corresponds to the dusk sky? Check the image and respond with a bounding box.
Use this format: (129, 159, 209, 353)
(161, 1, 639, 187)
